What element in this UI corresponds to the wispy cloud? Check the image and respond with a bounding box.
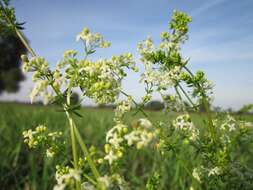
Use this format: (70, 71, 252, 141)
(190, 0, 227, 17)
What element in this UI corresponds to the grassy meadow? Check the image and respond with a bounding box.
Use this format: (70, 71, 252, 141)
(1, 102, 253, 190)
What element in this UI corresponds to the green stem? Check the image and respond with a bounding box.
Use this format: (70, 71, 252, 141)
(183, 65, 216, 141)
(83, 173, 97, 186)
(177, 83, 197, 110)
(120, 90, 149, 118)
(16, 29, 37, 57)
(73, 125, 104, 190)
(65, 111, 81, 190)
(174, 86, 183, 101)
(0, 2, 36, 57)
(73, 125, 100, 179)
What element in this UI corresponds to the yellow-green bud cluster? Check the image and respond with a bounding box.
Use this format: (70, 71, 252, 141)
(21, 55, 49, 74)
(23, 125, 64, 158)
(70, 53, 137, 104)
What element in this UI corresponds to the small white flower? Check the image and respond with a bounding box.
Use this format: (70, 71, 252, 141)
(81, 182, 96, 190)
(124, 131, 139, 146)
(104, 150, 118, 165)
(46, 148, 55, 158)
(192, 168, 201, 183)
(138, 118, 152, 129)
(208, 166, 222, 177)
(108, 133, 123, 149)
(173, 114, 199, 141)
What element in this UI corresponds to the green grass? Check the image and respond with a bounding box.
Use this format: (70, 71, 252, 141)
(1, 102, 253, 190)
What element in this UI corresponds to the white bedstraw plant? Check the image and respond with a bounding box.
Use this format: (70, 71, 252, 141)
(1, 1, 253, 189)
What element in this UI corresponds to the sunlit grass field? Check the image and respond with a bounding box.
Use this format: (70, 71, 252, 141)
(1, 102, 253, 190)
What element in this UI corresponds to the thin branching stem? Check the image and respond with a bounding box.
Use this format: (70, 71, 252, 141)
(177, 83, 197, 110)
(65, 110, 81, 190)
(183, 65, 217, 142)
(120, 90, 149, 118)
(73, 125, 105, 190)
(174, 85, 183, 101)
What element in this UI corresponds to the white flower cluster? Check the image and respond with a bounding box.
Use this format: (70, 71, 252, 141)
(124, 118, 154, 149)
(192, 168, 201, 183)
(137, 11, 194, 113)
(82, 174, 127, 190)
(103, 98, 133, 164)
(23, 125, 63, 157)
(21, 55, 55, 104)
(54, 167, 80, 190)
(29, 80, 52, 104)
(81, 182, 96, 190)
(114, 97, 132, 123)
(140, 64, 181, 91)
(220, 115, 237, 132)
(193, 165, 222, 179)
(192, 165, 222, 182)
(79, 56, 135, 104)
(207, 166, 222, 177)
(59, 52, 137, 104)
(76, 27, 111, 50)
(138, 37, 182, 92)
(69, 56, 136, 105)
(21, 28, 138, 106)
(104, 118, 156, 165)
(173, 114, 199, 141)
(104, 123, 127, 165)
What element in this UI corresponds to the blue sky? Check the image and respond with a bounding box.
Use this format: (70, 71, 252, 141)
(1, 0, 253, 109)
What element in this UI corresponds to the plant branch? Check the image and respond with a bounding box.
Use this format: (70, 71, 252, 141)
(177, 83, 197, 110)
(120, 90, 149, 118)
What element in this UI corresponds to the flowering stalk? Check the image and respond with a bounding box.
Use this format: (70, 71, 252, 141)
(1, 7, 102, 190)
(182, 65, 217, 141)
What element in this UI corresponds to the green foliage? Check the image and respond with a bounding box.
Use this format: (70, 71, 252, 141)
(1, 103, 253, 190)
(0, 0, 25, 34)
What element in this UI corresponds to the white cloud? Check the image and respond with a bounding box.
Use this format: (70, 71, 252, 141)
(190, 0, 227, 17)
